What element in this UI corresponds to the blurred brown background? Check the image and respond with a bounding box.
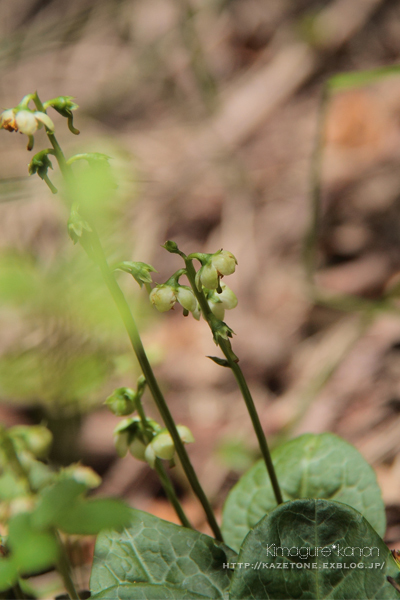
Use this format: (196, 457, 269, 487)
(1, 0, 400, 560)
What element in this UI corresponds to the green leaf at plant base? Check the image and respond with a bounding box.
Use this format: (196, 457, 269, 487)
(229, 499, 400, 600)
(90, 509, 237, 599)
(7, 513, 59, 574)
(55, 498, 133, 535)
(31, 480, 86, 529)
(0, 558, 18, 592)
(222, 433, 386, 552)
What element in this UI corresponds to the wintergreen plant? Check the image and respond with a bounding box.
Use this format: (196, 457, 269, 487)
(1, 77, 400, 599)
(0, 422, 132, 599)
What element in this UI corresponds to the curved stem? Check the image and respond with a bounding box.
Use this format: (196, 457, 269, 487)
(56, 533, 80, 600)
(185, 258, 283, 506)
(38, 112, 222, 540)
(155, 460, 193, 530)
(86, 231, 222, 540)
(136, 393, 193, 529)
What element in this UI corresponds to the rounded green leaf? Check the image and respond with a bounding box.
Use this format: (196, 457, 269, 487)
(229, 499, 400, 599)
(55, 498, 133, 535)
(222, 433, 386, 552)
(0, 558, 18, 592)
(90, 509, 236, 599)
(8, 513, 59, 574)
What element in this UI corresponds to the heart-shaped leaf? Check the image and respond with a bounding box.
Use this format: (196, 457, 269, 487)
(90, 509, 236, 599)
(229, 499, 400, 599)
(222, 433, 385, 551)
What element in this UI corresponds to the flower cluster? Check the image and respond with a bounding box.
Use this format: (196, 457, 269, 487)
(150, 284, 200, 319)
(0, 94, 79, 151)
(206, 282, 238, 320)
(0, 109, 54, 136)
(195, 250, 237, 291)
(144, 425, 194, 468)
(113, 417, 194, 468)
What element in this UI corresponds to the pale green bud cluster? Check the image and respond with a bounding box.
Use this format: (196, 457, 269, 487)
(59, 463, 101, 489)
(0, 93, 79, 152)
(113, 417, 194, 468)
(105, 387, 136, 416)
(9, 425, 53, 460)
(194, 250, 237, 291)
(206, 282, 238, 320)
(0, 108, 54, 136)
(150, 284, 200, 319)
(143, 425, 195, 468)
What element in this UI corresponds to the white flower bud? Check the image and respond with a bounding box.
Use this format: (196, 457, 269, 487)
(177, 425, 194, 444)
(176, 286, 197, 312)
(149, 285, 177, 312)
(151, 431, 175, 461)
(144, 443, 156, 468)
(208, 299, 225, 320)
(15, 110, 38, 136)
(62, 464, 101, 489)
(217, 283, 238, 310)
(129, 438, 147, 461)
(199, 263, 219, 290)
(211, 251, 237, 276)
(114, 431, 130, 458)
(192, 303, 201, 321)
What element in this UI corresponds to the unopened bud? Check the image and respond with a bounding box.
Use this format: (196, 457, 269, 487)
(129, 438, 147, 461)
(208, 298, 225, 320)
(9, 425, 52, 459)
(151, 431, 175, 461)
(149, 285, 177, 312)
(114, 430, 130, 458)
(105, 387, 136, 416)
(211, 250, 237, 276)
(115, 261, 157, 288)
(61, 464, 101, 489)
(196, 262, 219, 291)
(177, 425, 194, 444)
(176, 286, 197, 313)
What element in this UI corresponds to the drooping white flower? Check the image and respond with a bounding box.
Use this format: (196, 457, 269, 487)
(14, 110, 55, 135)
(176, 425, 195, 444)
(211, 250, 237, 276)
(149, 285, 177, 312)
(195, 250, 237, 291)
(196, 262, 219, 290)
(217, 282, 238, 310)
(176, 286, 197, 312)
(208, 298, 225, 320)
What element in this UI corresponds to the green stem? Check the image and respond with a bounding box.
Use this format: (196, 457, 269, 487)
(185, 259, 283, 506)
(155, 459, 193, 530)
(56, 534, 80, 600)
(135, 394, 193, 529)
(86, 231, 222, 540)
(223, 354, 283, 504)
(39, 111, 222, 540)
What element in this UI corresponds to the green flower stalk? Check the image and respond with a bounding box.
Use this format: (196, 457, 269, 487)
(162, 241, 283, 507)
(1, 91, 223, 542)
